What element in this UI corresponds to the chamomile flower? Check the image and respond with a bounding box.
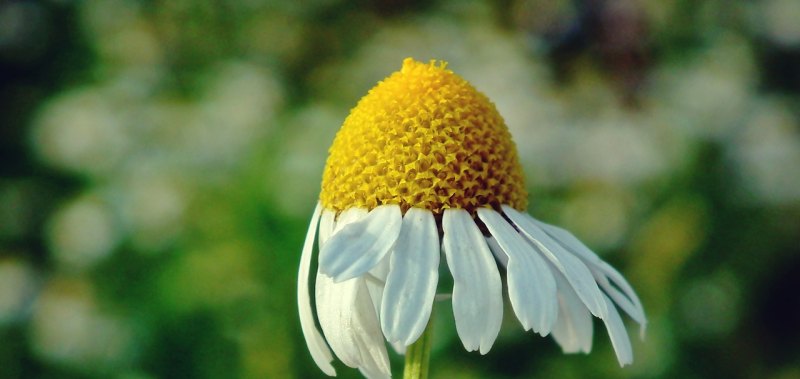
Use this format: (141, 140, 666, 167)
(297, 58, 646, 378)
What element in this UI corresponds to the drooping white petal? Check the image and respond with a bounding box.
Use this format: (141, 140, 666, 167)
(550, 270, 593, 354)
(478, 208, 558, 336)
(359, 367, 391, 379)
(532, 218, 647, 333)
(502, 206, 608, 319)
(318, 209, 336, 248)
(593, 266, 647, 332)
(335, 208, 368, 232)
(319, 205, 402, 282)
(297, 202, 336, 376)
(350, 288, 393, 377)
(381, 208, 440, 346)
(316, 274, 391, 376)
(486, 237, 509, 268)
(595, 261, 646, 334)
(600, 294, 634, 367)
(370, 254, 390, 280)
(364, 238, 391, 320)
(442, 208, 503, 354)
(316, 275, 360, 366)
(365, 255, 390, 320)
(529, 218, 603, 264)
(390, 340, 406, 355)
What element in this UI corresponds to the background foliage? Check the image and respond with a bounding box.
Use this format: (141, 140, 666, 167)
(1, 0, 799, 378)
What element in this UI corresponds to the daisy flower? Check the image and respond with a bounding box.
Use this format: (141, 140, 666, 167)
(297, 58, 646, 378)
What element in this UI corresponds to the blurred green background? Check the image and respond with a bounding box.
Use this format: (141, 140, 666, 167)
(1, 0, 799, 378)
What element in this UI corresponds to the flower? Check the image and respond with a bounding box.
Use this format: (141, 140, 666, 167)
(297, 58, 646, 377)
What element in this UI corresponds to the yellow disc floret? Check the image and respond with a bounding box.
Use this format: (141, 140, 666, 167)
(320, 58, 528, 214)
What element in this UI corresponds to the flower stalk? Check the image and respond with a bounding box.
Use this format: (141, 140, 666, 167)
(403, 313, 434, 379)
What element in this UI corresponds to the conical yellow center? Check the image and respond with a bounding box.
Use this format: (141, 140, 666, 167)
(320, 58, 527, 214)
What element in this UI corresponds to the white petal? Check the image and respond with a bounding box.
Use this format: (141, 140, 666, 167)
(319, 205, 402, 282)
(359, 367, 391, 379)
(596, 261, 647, 336)
(478, 208, 558, 335)
(316, 275, 391, 376)
(368, 252, 391, 283)
(600, 294, 634, 366)
(351, 287, 393, 376)
(593, 265, 647, 333)
(530, 218, 602, 264)
(335, 208, 368, 232)
(365, 255, 390, 319)
(533, 218, 647, 333)
(485, 237, 509, 268)
(316, 275, 359, 366)
(297, 202, 336, 376)
(332, 209, 388, 335)
(390, 340, 405, 355)
(442, 208, 503, 354)
(381, 208, 440, 346)
(550, 270, 593, 354)
(502, 206, 608, 319)
(318, 209, 336, 248)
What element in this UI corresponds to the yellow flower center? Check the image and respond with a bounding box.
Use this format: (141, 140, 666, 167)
(320, 58, 527, 214)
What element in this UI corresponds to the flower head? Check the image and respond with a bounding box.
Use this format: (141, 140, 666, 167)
(298, 58, 646, 378)
(321, 58, 526, 213)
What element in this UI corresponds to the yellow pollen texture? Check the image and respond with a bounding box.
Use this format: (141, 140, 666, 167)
(320, 58, 528, 214)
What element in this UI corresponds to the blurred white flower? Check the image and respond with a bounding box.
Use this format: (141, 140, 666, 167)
(562, 115, 668, 185)
(730, 99, 800, 205)
(47, 195, 120, 271)
(0, 259, 38, 325)
(116, 173, 186, 251)
(31, 88, 132, 175)
(653, 34, 756, 141)
(190, 61, 283, 167)
(131, 61, 282, 174)
(31, 278, 134, 369)
(758, 0, 800, 47)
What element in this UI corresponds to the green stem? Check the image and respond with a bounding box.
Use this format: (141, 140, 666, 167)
(403, 314, 434, 379)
